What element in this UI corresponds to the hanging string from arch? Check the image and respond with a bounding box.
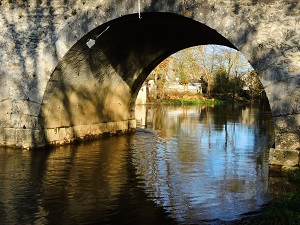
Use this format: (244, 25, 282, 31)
(138, 0, 141, 19)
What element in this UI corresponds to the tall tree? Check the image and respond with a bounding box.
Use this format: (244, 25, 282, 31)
(193, 45, 221, 97)
(148, 45, 253, 99)
(244, 70, 264, 100)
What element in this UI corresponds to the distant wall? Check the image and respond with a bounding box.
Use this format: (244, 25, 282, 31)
(136, 85, 147, 105)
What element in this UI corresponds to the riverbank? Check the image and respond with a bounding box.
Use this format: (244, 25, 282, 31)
(160, 98, 228, 106)
(239, 169, 300, 225)
(149, 91, 248, 106)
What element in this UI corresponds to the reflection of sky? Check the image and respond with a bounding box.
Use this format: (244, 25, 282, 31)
(133, 104, 274, 223)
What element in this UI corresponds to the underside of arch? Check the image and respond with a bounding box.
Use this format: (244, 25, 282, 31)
(39, 12, 236, 145)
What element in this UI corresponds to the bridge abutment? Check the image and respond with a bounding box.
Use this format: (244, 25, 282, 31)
(0, 120, 136, 149)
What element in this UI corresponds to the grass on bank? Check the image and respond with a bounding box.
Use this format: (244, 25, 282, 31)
(160, 98, 228, 106)
(149, 91, 239, 106)
(242, 169, 300, 225)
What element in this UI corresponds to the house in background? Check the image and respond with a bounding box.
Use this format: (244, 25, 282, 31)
(136, 80, 156, 105)
(136, 84, 147, 105)
(136, 80, 202, 105)
(168, 82, 202, 94)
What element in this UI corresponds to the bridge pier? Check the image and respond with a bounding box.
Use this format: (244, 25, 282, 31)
(264, 73, 300, 170)
(269, 114, 300, 170)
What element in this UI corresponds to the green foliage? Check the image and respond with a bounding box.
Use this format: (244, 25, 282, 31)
(212, 66, 229, 94)
(179, 72, 189, 85)
(148, 46, 264, 101)
(244, 70, 265, 100)
(287, 169, 300, 186)
(242, 169, 300, 225)
(244, 193, 300, 225)
(161, 98, 227, 106)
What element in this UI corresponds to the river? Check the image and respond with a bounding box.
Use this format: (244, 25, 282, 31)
(0, 103, 275, 225)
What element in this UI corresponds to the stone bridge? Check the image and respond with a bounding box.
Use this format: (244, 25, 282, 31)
(0, 0, 299, 169)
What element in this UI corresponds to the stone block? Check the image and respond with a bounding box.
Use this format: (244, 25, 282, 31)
(273, 114, 300, 133)
(55, 39, 69, 59)
(42, 46, 59, 73)
(73, 125, 91, 138)
(15, 128, 46, 148)
(0, 99, 12, 114)
(90, 123, 107, 135)
(271, 97, 300, 117)
(11, 100, 41, 117)
(269, 148, 300, 167)
(45, 127, 75, 145)
(0, 111, 12, 128)
(10, 113, 39, 129)
(27, 87, 43, 104)
(128, 119, 136, 129)
(275, 131, 300, 150)
(259, 66, 286, 87)
(270, 100, 293, 117)
(45, 128, 60, 143)
(106, 121, 128, 134)
(57, 127, 74, 142)
(0, 128, 16, 146)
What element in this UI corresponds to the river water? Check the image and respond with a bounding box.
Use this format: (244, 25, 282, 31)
(0, 103, 275, 225)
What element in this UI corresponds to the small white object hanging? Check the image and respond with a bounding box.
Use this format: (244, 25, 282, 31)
(86, 39, 95, 48)
(138, 0, 141, 19)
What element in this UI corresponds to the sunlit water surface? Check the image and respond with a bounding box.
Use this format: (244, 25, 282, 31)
(0, 103, 274, 225)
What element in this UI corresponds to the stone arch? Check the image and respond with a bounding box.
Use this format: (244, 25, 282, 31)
(39, 12, 241, 144)
(40, 11, 300, 166)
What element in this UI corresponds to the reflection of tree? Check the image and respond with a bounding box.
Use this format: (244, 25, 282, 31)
(136, 102, 273, 221)
(149, 105, 203, 141)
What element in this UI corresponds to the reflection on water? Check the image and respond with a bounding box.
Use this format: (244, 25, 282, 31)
(135, 103, 274, 223)
(0, 137, 176, 225)
(0, 103, 274, 224)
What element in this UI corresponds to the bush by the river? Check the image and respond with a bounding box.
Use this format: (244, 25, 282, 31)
(241, 169, 300, 225)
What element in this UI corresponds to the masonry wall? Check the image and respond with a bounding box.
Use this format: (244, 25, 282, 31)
(0, 0, 299, 168)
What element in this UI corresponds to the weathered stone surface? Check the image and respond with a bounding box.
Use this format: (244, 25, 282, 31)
(269, 148, 300, 167)
(272, 114, 300, 150)
(0, 0, 299, 169)
(274, 132, 300, 150)
(15, 129, 46, 149)
(0, 128, 17, 147)
(44, 120, 135, 147)
(128, 119, 136, 129)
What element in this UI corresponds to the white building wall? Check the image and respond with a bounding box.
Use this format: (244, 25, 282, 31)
(136, 85, 147, 105)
